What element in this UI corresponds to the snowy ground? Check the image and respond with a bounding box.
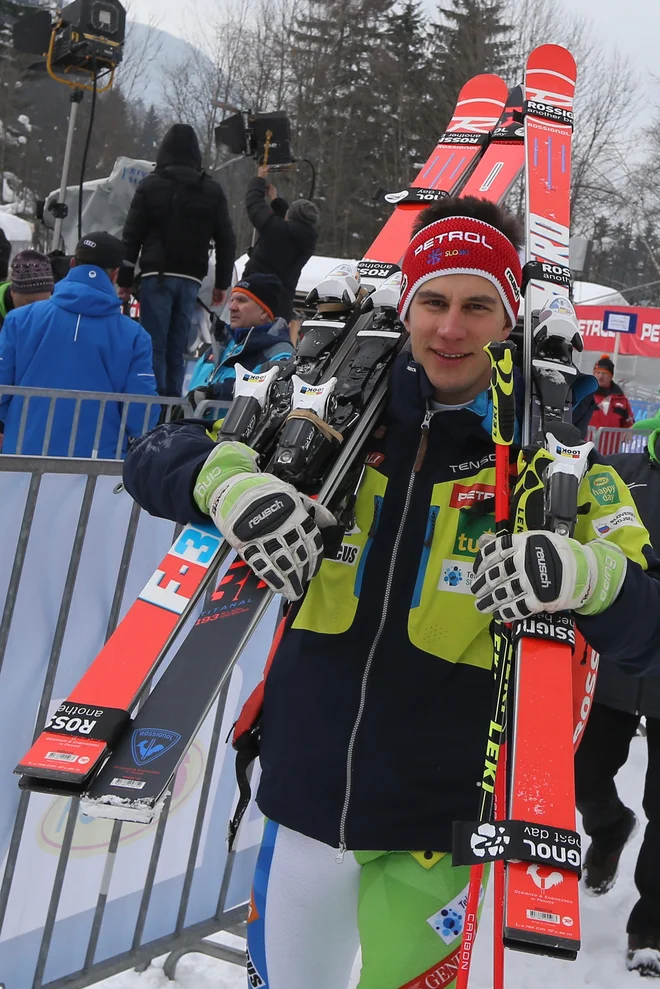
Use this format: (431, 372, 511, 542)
(95, 735, 649, 989)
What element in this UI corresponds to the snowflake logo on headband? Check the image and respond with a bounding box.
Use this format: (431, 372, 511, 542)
(427, 249, 443, 265)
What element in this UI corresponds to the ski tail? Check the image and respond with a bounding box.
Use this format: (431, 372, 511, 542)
(363, 73, 508, 269)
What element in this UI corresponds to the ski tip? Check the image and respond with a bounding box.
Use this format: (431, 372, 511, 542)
(456, 73, 509, 105)
(526, 44, 577, 81)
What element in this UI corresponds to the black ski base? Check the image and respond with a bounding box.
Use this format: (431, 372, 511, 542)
(504, 929, 580, 961)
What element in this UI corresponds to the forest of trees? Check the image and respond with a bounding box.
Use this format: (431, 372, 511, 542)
(1, 0, 660, 304)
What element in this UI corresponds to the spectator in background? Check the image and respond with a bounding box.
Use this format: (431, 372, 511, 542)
(575, 424, 660, 976)
(590, 353, 635, 431)
(0, 250, 54, 331)
(117, 123, 236, 398)
(0, 231, 158, 458)
(188, 273, 293, 413)
(244, 165, 318, 325)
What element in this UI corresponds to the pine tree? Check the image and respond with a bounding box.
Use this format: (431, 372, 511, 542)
(432, 0, 513, 106)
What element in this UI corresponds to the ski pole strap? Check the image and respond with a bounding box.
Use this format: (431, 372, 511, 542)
(452, 819, 582, 875)
(45, 703, 130, 745)
(227, 725, 261, 852)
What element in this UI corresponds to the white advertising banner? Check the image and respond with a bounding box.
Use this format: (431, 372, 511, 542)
(0, 469, 271, 987)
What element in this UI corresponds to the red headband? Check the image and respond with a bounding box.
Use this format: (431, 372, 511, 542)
(398, 216, 522, 326)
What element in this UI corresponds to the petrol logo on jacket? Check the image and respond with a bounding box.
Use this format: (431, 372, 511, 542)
(449, 482, 495, 509)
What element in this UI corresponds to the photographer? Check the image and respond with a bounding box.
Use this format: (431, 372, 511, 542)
(118, 123, 236, 397)
(244, 165, 318, 323)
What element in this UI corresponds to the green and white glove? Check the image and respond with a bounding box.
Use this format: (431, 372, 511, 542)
(194, 442, 336, 601)
(471, 531, 627, 622)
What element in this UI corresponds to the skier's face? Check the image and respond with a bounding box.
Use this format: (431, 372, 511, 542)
(405, 273, 511, 404)
(229, 292, 271, 329)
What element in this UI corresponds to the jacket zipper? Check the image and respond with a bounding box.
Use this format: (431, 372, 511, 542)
(337, 408, 434, 862)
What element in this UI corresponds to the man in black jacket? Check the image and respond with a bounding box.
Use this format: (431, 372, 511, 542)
(118, 124, 236, 397)
(244, 165, 318, 322)
(575, 424, 660, 976)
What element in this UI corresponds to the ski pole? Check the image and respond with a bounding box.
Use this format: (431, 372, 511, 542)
(455, 340, 515, 989)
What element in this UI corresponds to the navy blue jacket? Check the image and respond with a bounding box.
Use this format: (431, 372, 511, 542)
(123, 355, 660, 850)
(590, 433, 660, 719)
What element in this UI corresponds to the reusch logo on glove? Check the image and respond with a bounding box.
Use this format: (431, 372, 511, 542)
(249, 499, 286, 529)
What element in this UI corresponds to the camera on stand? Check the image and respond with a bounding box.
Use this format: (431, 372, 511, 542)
(12, 0, 127, 247)
(214, 109, 294, 170)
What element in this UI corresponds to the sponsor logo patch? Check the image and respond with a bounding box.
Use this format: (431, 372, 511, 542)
(364, 451, 385, 468)
(450, 482, 495, 509)
(427, 882, 486, 945)
(592, 507, 641, 538)
(588, 471, 620, 507)
(334, 543, 360, 566)
(452, 512, 494, 558)
(439, 559, 475, 594)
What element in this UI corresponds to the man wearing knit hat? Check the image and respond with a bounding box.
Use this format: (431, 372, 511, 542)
(244, 165, 319, 323)
(590, 353, 635, 439)
(187, 272, 293, 411)
(0, 249, 54, 331)
(121, 197, 660, 989)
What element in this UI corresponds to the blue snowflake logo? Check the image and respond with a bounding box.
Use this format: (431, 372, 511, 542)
(443, 565, 463, 587)
(427, 248, 444, 265)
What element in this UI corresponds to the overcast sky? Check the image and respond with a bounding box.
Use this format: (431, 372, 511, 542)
(128, 0, 659, 106)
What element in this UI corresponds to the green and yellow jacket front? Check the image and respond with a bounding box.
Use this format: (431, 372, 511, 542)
(123, 354, 660, 852)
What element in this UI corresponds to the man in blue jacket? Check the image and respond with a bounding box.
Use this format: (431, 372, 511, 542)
(188, 272, 293, 413)
(0, 232, 158, 458)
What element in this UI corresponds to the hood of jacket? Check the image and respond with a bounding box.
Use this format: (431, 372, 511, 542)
(50, 265, 123, 318)
(156, 124, 202, 170)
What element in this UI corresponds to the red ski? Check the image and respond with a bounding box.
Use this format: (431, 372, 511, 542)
(504, 43, 580, 959)
(459, 85, 525, 202)
(361, 73, 508, 274)
(16, 523, 226, 784)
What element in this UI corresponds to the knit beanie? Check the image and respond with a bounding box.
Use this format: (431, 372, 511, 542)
(594, 354, 615, 376)
(10, 249, 54, 295)
(232, 273, 282, 320)
(287, 199, 320, 227)
(398, 216, 522, 326)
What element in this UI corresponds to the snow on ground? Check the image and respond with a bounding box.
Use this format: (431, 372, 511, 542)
(95, 735, 649, 989)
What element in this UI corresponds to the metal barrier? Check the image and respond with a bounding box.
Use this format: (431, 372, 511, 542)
(588, 426, 653, 456)
(0, 386, 193, 459)
(0, 455, 271, 988)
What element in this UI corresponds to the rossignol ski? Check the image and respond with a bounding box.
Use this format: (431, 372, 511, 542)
(453, 44, 582, 973)
(503, 42, 581, 960)
(15, 284, 371, 791)
(81, 278, 407, 821)
(458, 85, 525, 202)
(361, 73, 508, 279)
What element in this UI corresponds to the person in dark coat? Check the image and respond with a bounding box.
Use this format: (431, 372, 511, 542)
(117, 123, 237, 397)
(575, 424, 660, 975)
(243, 165, 318, 322)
